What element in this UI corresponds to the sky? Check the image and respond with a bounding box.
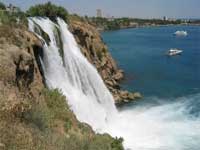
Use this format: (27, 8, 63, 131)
(1, 0, 200, 19)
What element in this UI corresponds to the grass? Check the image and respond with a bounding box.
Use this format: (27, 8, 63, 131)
(0, 88, 124, 150)
(0, 10, 27, 27)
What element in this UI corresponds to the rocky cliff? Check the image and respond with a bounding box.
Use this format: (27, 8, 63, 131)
(0, 23, 124, 150)
(0, 25, 44, 99)
(70, 19, 141, 104)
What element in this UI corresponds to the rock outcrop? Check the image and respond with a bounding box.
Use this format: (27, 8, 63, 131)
(70, 20, 141, 104)
(0, 24, 123, 150)
(0, 18, 141, 106)
(0, 25, 43, 98)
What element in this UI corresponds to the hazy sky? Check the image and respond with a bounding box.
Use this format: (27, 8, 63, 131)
(1, 0, 200, 19)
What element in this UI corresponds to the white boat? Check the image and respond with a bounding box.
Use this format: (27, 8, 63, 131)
(167, 49, 183, 56)
(174, 31, 188, 36)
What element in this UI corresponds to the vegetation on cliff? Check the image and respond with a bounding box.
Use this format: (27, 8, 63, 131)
(0, 4, 27, 26)
(0, 13, 124, 149)
(0, 88, 123, 150)
(27, 2, 69, 22)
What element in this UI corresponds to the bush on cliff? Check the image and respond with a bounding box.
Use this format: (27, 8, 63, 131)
(0, 2, 27, 27)
(0, 11, 27, 27)
(27, 2, 69, 21)
(0, 88, 124, 150)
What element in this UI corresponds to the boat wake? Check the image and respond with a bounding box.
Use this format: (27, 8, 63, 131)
(28, 17, 200, 150)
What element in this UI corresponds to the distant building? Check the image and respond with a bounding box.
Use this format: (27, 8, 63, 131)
(129, 22, 139, 27)
(6, 4, 19, 13)
(168, 18, 177, 22)
(107, 16, 115, 21)
(96, 9, 102, 18)
(163, 16, 168, 21)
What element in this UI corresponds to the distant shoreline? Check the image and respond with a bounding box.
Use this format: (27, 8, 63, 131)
(87, 17, 200, 32)
(99, 23, 200, 32)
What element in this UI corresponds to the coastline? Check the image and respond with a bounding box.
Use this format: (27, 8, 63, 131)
(70, 19, 142, 104)
(98, 23, 200, 32)
(101, 24, 200, 101)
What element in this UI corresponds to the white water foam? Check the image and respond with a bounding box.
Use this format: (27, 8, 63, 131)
(106, 94, 200, 150)
(28, 17, 200, 150)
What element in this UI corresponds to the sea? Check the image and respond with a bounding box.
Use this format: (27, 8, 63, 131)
(101, 25, 200, 149)
(102, 25, 200, 101)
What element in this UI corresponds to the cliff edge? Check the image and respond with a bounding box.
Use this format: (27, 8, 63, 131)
(0, 24, 123, 150)
(70, 19, 141, 104)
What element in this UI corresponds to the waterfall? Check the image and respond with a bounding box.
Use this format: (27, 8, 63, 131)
(28, 17, 200, 150)
(28, 17, 117, 130)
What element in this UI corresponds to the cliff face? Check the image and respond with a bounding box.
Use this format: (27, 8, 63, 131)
(0, 25, 43, 148)
(0, 15, 138, 149)
(0, 25, 44, 99)
(0, 25, 123, 150)
(70, 20, 141, 104)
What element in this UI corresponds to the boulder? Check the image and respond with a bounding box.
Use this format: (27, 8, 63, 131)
(133, 92, 142, 99)
(113, 70, 124, 81)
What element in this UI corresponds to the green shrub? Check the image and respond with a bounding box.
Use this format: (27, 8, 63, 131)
(0, 87, 124, 149)
(42, 89, 70, 120)
(69, 14, 85, 22)
(64, 120, 72, 132)
(0, 2, 6, 10)
(23, 89, 69, 131)
(24, 102, 52, 131)
(27, 2, 69, 22)
(111, 137, 124, 150)
(0, 9, 27, 27)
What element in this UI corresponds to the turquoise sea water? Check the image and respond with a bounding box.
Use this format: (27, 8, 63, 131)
(102, 26, 200, 149)
(102, 25, 200, 149)
(102, 26, 200, 99)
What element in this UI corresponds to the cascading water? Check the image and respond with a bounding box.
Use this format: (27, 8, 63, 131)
(28, 17, 117, 131)
(28, 17, 200, 150)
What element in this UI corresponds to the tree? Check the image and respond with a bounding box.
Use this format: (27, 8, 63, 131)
(27, 2, 68, 21)
(0, 2, 6, 10)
